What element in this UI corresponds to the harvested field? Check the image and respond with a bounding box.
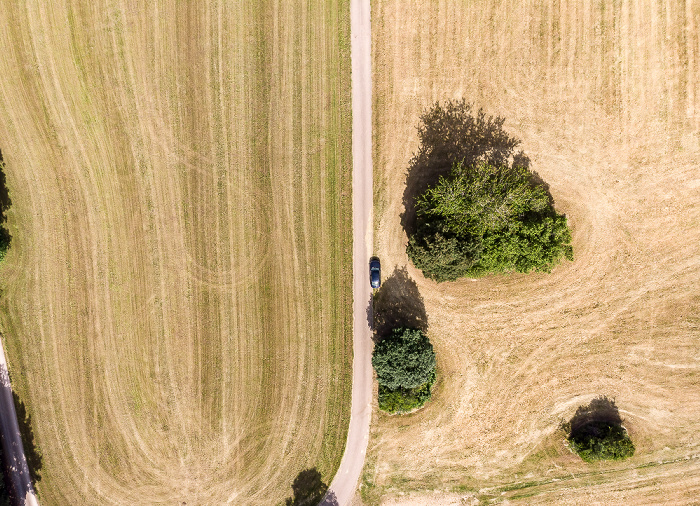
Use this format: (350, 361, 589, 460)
(366, 0, 700, 503)
(0, 1, 352, 504)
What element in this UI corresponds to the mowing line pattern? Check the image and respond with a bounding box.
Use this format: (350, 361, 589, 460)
(0, 1, 352, 504)
(367, 0, 700, 503)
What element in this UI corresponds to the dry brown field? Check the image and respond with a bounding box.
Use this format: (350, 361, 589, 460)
(365, 0, 700, 504)
(0, 1, 352, 504)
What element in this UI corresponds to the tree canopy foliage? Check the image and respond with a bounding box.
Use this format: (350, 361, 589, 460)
(569, 422, 635, 462)
(372, 328, 436, 413)
(372, 327, 435, 391)
(404, 101, 572, 282)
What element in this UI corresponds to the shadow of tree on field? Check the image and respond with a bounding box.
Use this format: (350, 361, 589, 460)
(0, 150, 11, 221)
(285, 468, 338, 506)
(0, 149, 12, 256)
(566, 396, 623, 437)
(12, 391, 42, 487)
(401, 100, 530, 236)
(371, 266, 427, 342)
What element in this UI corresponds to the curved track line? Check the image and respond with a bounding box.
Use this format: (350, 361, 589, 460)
(322, 0, 373, 504)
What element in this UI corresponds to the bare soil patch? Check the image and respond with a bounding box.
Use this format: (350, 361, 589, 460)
(0, 1, 351, 504)
(366, 0, 700, 503)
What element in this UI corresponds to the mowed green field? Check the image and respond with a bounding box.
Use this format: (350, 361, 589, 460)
(0, 1, 351, 504)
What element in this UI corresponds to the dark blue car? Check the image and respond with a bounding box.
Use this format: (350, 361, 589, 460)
(369, 257, 381, 289)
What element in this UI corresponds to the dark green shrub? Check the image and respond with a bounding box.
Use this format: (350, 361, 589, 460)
(372, 328, 436, 413)
(569, 421, 635, 462)
(377, 372, 435, 414)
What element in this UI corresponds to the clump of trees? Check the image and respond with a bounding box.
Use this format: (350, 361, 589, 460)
(404, 100, 572, 282)
(372, 327, 436, 414)
(566, 397, 635, 462)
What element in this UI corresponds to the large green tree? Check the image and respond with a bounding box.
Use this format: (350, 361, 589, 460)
(408, 160, 572, 282)
(404, 101, 572, 282)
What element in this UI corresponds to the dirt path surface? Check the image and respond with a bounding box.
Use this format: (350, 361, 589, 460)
(0, 338, 39, 506)
(362, 0, 700, 504)
(322, 0, 373, 505)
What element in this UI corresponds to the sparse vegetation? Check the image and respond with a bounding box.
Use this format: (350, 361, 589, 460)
(372, 327, 436, 413)
(404, 101, 572, 282)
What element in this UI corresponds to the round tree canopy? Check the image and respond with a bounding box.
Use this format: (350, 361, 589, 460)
(372, 327, 436, 391)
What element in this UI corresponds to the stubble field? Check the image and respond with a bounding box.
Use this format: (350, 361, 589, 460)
(0, 1, 351, 504)
(365, 0, 700, 504)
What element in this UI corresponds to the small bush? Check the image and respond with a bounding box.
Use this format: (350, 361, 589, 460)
(378, 372, 435, 414)
(372, 328, 436, 413)
(568, 421, 635, 462)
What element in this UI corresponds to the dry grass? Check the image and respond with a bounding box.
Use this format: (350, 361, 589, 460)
(0, 1, 351, 504)
(366, 0, 700, 504)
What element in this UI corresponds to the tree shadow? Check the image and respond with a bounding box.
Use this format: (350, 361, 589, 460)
(370, 266, 427, 342)
(11, 391, 42, 486)
(0, 150, 11, 222)
(0, 149, 12, 255)
(567, 396, 623, 437)
(285, 468, 337, 506)
(0, 444, 10, 506)
(401, 100, 529, 236)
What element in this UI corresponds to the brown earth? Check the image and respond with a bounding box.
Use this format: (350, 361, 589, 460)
(364, 0, 700, 503)
(0, 1, 352, 504)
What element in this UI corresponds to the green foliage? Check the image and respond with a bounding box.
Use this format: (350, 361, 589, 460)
(372, 328, 436, 413)
(404, 101, 572, 282)
(408, 161, 572, 282)
(377, 372, 435, 414)
(568, 422, 635, 462)
(372, 328, 436, 391)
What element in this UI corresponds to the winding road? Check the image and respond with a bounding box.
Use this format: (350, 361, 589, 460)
(321, 0, 373, 504)
(0, 338, 39, 506)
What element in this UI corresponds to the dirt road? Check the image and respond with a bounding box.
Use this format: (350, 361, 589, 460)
(321, 0, 373, 504)
(0, 338, 39, 506)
